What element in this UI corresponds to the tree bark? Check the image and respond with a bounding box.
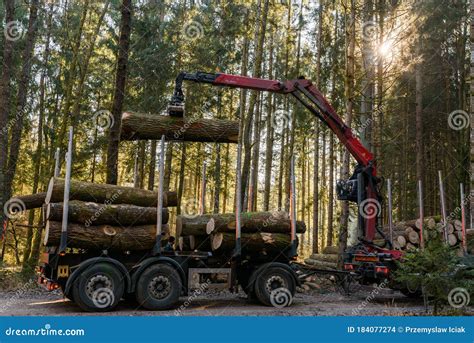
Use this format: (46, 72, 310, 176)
(45, 177, 177, 207)
(13, 192, 48, 210)
(44, 221, 167, 251)
(120, 112, 239, 143)
(206, 211, 306, 234)
(106, 0, 132, 184)
(46, 201, 169, 226)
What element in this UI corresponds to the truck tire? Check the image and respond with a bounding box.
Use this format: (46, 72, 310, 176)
(254, 266, 295, 307)
(135, 264, 181, 310)
(72, 263, 124, 312)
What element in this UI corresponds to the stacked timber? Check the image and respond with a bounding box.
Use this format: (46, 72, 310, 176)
(12, 177, 178, 251)
(379, 216, 472, 252)
(176, 211, 306, 256)
(304, 246, 339, 270)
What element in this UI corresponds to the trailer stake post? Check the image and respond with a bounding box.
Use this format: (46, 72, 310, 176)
(152, 135, 165, 256)
(59, 127, 73, 253)
(289, 154, 297, 258)
(460, 183, 467, 255)
(387, 179, 394, 245)
(417, 180, 424, 250)
(438, 170, 448, 243)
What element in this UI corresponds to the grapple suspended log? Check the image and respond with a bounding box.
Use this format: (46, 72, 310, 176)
(120, 112, 239, 143)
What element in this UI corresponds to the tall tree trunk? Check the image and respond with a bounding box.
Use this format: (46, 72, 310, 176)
(106, 0, 132, 184)
(148, 140, 157, 190)
(338, 0, 355, 265)
(24, 3, 54, 270)
(312, 0, 324, 254)
(0, 0, 16, 260)
(263, 36, 274, 211)
(5, 0, 40, 203)
(176, 143, 186, 215)
(241, 0, 269, 210)
(415, 42, 424, 185)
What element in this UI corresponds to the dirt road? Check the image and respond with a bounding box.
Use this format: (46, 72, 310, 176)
(0, 286, 434, 316)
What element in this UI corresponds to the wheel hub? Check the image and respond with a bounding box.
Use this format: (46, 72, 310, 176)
(148, 275, 171, 299)
(265, 275, 286, 294)
(85, 274, 112, 299)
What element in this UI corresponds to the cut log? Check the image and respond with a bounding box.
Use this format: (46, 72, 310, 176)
(453, 219, 462, 231)
(11, 192, 47, 210)
(303, 258, 338, 270)
(205, 211, 306, 234)
(190, 235, 212, 251)
(309, 254, 338, 263)
(447, 233, 458, 246)
(178, 236, 193, 251)
(120, 112, 239, 143)
(176, 215, 211, 237)
(44, 221, 169, 251)
(211, 232, 291, 254)
(397, 235, 407, 248)
(46, 177, 177, 207)
(46, 201, 169, 226)
(407, 230, 420, 244)
(406, 243, 417, 251)
(322, 246, 338, 255)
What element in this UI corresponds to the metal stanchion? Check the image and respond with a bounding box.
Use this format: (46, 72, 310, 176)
(289, 155, 297, 257)
(417, 180, 424, 250)
(387, 179, 394, 245)
(438, 171, 448, 243)
(152, 135, 166, 256)
(59, 127, 73, 253)
(460, 184, 467, 255)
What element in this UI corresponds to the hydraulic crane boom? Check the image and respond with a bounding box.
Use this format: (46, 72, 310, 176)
(170, 71, 381, 243)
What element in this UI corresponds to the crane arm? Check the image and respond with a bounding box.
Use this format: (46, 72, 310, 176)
(171, 71, 380, 242)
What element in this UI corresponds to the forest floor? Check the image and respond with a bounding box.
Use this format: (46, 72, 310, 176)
(2, 283, 470, 316)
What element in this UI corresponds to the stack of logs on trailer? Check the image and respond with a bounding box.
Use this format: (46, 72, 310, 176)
(175, 211, 306, 258)
(14, 177, 178, 251)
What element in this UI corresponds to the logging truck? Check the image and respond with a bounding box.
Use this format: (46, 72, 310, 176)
(37, 70, 427, 311)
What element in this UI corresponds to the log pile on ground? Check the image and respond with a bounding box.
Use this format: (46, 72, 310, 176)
(176, 211, 306, 257)
(378, 216, 472, 253)
(12, 177, 178, 251)
(303, 246, 339, 270)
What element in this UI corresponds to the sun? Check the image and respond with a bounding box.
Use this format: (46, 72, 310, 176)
(378, 39, 393, 58)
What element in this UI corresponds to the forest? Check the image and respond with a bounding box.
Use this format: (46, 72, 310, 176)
(0, 0, 470, 273)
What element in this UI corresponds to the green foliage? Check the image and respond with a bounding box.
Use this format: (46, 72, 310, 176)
(395, 237, 474, 313)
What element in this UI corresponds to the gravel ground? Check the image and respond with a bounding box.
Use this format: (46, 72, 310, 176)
(0, 285, 442, 316)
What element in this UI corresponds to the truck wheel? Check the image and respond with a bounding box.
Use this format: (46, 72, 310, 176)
(72, 263, 124, 312)
(254, 266, 295, 307)
(135, 264, 181, 310)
